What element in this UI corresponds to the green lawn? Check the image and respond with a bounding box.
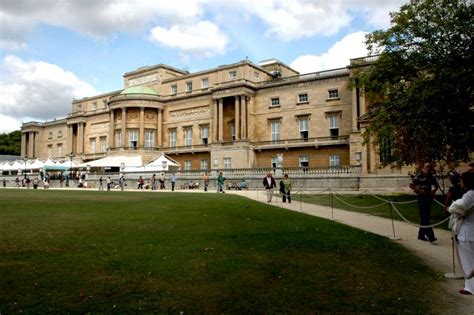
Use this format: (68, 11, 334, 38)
(0, 189, 441, 313)
(293, 192, 449, 229)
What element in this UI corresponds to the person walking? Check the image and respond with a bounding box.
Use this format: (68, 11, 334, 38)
(448, 171, 474, 295)
(119, 175, 126, 191)
(106, 177, 111, 191)
(160, 172, 166, 189)
(151, 174, 157, 190)
(280, 174, 292, 203)
(263, 172, 276, 203)
(98, 176, 104, 191)
(171, 173, 176, 191)
(217, 172, 225, 193)
(410, 162, 439, 242)
(137, 176, 144, 189)
(203, 172, 209, 191)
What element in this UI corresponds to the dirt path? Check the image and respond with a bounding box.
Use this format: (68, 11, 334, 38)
(228, 190, 474, 314)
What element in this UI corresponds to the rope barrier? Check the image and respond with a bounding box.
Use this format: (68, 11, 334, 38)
(369, 193, 418, 204)
(390, 202, 450, 228)
(333, 194, 388, 209)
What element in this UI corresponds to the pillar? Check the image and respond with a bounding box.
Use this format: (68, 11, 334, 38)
(218, 98, 223, 142)
(121, 107, 126, 147)
(109, 109, 114, 148)
(67, 125, 73, 155)
(157, 109, 162, 147)
(21, 133, 26, 157)
(241, 96, 247, 139)
(28, 132, 34, 158)
(212, 99, 218, 142)
(139, 107, 145, 148)
(235, 96, 240, 140)
(78, 123, 84, 154)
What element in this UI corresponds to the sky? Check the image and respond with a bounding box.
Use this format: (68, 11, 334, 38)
(0, 0, 407, 133)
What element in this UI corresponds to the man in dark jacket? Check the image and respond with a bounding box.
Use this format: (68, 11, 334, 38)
(263, 172, 276, 203)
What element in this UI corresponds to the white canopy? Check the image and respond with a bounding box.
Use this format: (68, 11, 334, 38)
(122, 154, 180, 173)
(77, 155, 143, 168)
(27, 159, 44, 169)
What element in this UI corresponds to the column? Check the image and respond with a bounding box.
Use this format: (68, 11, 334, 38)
(241, 96, 247, 139)
(212, 99, 218, 142)
(21, 133, 26, 157)
(28, 132, 34, 158)
(157, 109, 162, 147)
(218, 98, 223, 142)
(67, 125, 73, 155)
(109, 109, 114, 148)
(78, 123, 84, 154)
(234, 96, 240, 141)
(247, 97, 253, 140)
(139, 107, 145, 148)
(121, 108, 126, 147)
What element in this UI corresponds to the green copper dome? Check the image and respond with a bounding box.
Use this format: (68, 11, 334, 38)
(120, 86, 158, 95)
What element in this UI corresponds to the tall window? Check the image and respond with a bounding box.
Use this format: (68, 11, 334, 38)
(298, 93, 308, 103)
(57, 144, 62, 157)
(201, 126, 209, 144)
(92, 101, 97, 110)
(328, 89, 339, 99)
(100, 137, 107, 153)
(230, 124, 235, 141)
(115, 130, 122, 147)
(223, 158, 231, 169)
(329, 115, 339, 138)
(299, 116, 309, 141)
(200, 159, 208, 170)
(90, 138, 96, 154)
(184, 127, 192, 146)
(201, 78, 209, 89)
(299, 155, 309, 169)
(128, 129, 138, 149)
(57, 130, 62, 138)
(228, 70, 237, 80)
(145, 130, 154, 149)
(271, 120, 280, 143)
(379, 138, 394, 163)
(186, 81, 192, 92)
(184, 160, 192, 171)
(171, 84, 177, 95)
(47, 145, 52, 157)
(329, 154, 340, 167)
(169, 129, 177, 148)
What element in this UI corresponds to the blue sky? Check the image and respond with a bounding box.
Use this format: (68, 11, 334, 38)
(0, 0, 407, 133)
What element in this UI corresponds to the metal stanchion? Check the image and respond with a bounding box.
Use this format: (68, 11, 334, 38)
(330, 188, 334, 220)
(389, 200, 401, 241)
(299, 190, 302, 212)
(445, 236, 464, 279)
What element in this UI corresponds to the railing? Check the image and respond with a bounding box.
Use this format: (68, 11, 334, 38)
(251, 136, 349, 148)
(108, 146, 161, 152)
(161, 144, 210, 153)
(258, 68, 349, 87)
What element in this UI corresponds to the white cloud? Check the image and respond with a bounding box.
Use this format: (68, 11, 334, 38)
(0, 55, 97, 130)
(149, 21, 228, 57)
(0, 113, 21, 133)
(290, 31, 369, 73)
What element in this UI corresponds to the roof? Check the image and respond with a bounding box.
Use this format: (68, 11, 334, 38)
(120, 86, 158, 96)
(77, 155, 143, 168)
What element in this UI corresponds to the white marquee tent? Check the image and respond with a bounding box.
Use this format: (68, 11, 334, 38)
(124, 154, 180, 173)
(76, 155, 143, 169)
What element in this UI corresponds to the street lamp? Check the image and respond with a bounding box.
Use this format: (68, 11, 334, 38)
(23, 157, 27, 180)
(66, 152, 74, 187)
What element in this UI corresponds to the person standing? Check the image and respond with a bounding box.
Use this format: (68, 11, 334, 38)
(217, 172, 225, 193)
(98, 176, 104, 191)
(410, 162, 439, 242)
(119, 175, 126, 191)
(137, 176, 144, 189)
(151, 174, 157, 190)
(281, 174, 292, 203)
(203, 172, 209, 191)
(448, 171, 474, 295)
(160, 172, 166, 189)
(263, 172, 276, 203)
(171, 173, 176, 191)
(106, 177, 111, 191)
(15, 176, 20, 188)
(444, 172, 465, 213)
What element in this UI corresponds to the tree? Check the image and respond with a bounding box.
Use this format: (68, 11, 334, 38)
(0, 130, 21, 156)
(354, 0, 473, 168)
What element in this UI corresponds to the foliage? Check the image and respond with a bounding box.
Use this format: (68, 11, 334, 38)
(0, 130, 21, 156)
(354, 0, 473, 167)
(0, 190, 440, 313)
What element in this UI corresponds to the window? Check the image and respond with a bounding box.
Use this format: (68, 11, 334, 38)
(115, 130, 122, 147)
(298, 93, 308, 103)
(328, 89, 339, 99)
(57, 144, 62, 157)
(329, 115, 339, 138)
(92, 101, 97, 110)
(329, 154, 340, 168)
(48, 132, 53, 139)
(201, 159, 208, 170)
(254, 71, 260, 80)
(270, 97, 280, 107)
(230, 124, 235, 141)
(128, 129, 138, 149)
(299, 156, 309, 169)
(379, 138, 394, 163)
(228, 70, 237, 80)
(169, 129, 177, 148)
(224, 158, 231, 169)
(100, 136, 107, 153)
(299, 116, 309, 141)
(145, 130, 154, 149)
(184, 127, 192, 147)
(184, 160, 192, 171)
(271, 120, 280, 143)
(47, 145, 52, 157)
(57, 130, 62, 138)
(201, 126, 209, 144)
(186, 81, 192, 92)
(201, 78, 209, 89)
(90, 138, 96, 154)
(171, 84, 177, 95)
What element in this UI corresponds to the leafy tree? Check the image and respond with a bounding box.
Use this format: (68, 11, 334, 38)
(354, 0, 473, 168)
(0, 130, 21, 155)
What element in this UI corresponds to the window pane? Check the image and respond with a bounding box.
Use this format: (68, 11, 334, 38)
(271, 121, 280, 142)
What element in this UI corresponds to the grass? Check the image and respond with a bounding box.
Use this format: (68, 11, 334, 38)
(292, 191, 450, 229)
(0, 189, 442, 313)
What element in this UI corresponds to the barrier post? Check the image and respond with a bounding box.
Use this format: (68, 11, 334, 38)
(389, 200, 401, 241)
(330, 188, 334, 220)
(299, 190, 302, 212)
(444, 236, 464, 279)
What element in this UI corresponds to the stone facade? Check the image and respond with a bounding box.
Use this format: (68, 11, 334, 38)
(21, 57, 395, 174)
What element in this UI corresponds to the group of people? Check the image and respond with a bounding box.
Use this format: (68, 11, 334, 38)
(262, 172, 292, 203)
(410, 162, 474, 295)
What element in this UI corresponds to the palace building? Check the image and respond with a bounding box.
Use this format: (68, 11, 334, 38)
(21, 56, 385, 174)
